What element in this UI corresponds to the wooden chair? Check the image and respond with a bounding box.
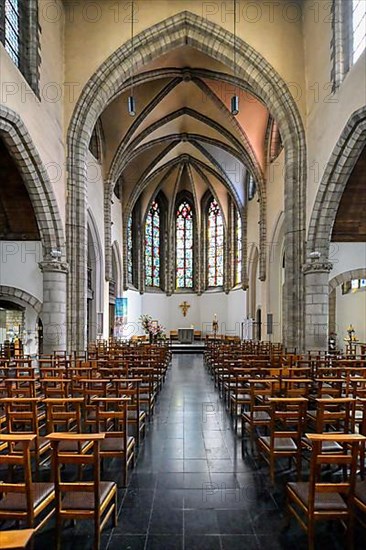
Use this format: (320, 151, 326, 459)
(0, 529, 35, 549)
(79, 378, 111, 430)
(242, 379, 276, 452)
(354, 478, 366, 529)
(304, 398, 356, 454)
(111, 378, 146, 447)
(130, 367, 156, 417)
(286, 433, 365, 550)
(257, 397, 308, 485)
(0, 397, 50, 475)
(0, 434, 55, 530)
(40, 377, 71, 399)
(44, 397, 93, 456)
(229, 367, 252, 433)
(91, 396, 135, 486)
(48, 432, 117, 550)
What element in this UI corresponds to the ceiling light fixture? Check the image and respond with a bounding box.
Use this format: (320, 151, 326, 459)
(231, 0, 239, 116)
(128, 0, 136, 116)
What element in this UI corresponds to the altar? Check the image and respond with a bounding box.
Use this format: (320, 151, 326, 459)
(178, 327, 194, 344)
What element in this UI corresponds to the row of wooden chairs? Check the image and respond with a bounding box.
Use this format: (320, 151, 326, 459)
(0, 432, 116, 550)
(204, 339, 366, 549)
(0, 343, 172, 548)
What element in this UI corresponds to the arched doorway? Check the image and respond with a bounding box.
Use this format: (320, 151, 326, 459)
(0, 106, 67, 353)
(306, 107, 366, 350)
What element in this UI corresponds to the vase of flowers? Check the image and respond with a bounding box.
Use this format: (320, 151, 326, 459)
(139, 314, 166, 342)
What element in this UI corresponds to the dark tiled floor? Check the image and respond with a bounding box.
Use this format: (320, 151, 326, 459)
(26, 354, 366, 548)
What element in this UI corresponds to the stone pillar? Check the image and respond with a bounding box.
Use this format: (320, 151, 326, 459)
(303, 261, 332, 352)
(39, 260, 69, 354)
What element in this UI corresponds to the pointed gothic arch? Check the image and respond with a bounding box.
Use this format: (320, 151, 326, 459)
(67, 10, 306, 350)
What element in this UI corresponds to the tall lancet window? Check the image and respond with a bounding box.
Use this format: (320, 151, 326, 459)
(352, 0, 366, 64)
(176, 200, 194, 289)
(4, 0, 21, 66)
(207, 199, 224, 287)
(127, 214, 133, 285)
(235, 209, 242, 285)
(145, 201, 160, 287)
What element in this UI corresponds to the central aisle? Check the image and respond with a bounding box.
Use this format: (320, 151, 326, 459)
(106, 353, 282, 549)
(35, 353, 364, 549)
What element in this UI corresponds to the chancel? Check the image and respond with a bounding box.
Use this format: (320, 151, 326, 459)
(0, 0, 365, 548)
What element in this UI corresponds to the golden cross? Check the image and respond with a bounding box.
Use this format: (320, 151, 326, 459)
(179, 301, 190, 317)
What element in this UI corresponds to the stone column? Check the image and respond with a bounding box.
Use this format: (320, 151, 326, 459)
(303, 260, 332, 351)
(39, 260, 69, 354)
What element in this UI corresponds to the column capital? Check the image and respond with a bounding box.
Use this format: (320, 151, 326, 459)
(39, 260, 69, 274)
(302, 261, 333, 274)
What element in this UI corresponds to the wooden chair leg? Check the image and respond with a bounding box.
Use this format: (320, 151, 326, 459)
(94, 520, 100, 550)
(346, 514, 354, 550)
(307, 520, 315, 550)
(56, 518, 62, 550)
(113, 495, 118, 527)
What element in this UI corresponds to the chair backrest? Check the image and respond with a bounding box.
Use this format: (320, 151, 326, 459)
(44, 397, 84, 433)
(314, 397, 355, 434)
(92, 396, 129, 438)
(306, 433, 365, 514)
(0, 397, 41, 436)
(268, 397, 308, 445)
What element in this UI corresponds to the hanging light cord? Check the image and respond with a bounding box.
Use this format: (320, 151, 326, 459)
(234, 0, 236, 79)
(131, 0, 134, 97)
(230, 0, 239, 115)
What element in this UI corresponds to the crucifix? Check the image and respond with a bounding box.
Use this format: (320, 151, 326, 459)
(179, 301, 190, 317)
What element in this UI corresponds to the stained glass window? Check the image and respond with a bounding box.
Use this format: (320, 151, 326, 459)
(127, 215, 133, 285)
(207, 200, 224, 287)
(145, 201, 160, 287)
(235, 210, 242, 285)
(352, 0, 366, 64)
(176, 200, 193, 289)
(4, 0, 20, 66)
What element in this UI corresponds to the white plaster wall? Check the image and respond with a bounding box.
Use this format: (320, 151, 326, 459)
(335, 286, 366, 349)
(0, 241, 43, 355)
(86, 153, 108, 338)
(123, 289, 142, 338)
(0, 0, 66, 224)
(329, 243, 366, 280)
(122, 290, 247, 337)
(0, 241, 43, 300)
(303, 2, 366, 229)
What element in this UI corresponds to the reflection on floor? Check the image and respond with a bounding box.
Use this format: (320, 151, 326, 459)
(26, 355, 366, 548)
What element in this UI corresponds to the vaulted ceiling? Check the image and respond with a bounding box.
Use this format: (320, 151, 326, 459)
(94, 45, 282, 220)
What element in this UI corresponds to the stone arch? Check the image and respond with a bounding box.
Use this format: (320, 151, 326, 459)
(307, 106, 366, 259)
(0, 285, 42, 314)
(329, 268, 366, 293)
(67, 10, 306, 350)
(304, 107, 366, 351)
(0, 106, 65, 256)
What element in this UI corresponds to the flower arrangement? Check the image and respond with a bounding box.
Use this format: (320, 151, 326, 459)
(139, 314, 166, 341)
